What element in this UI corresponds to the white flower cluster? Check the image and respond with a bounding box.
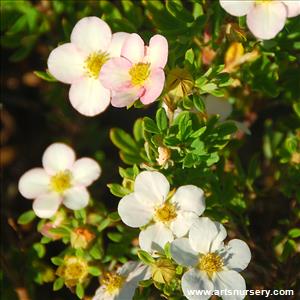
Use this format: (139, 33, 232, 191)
(118, 171, 251, 300)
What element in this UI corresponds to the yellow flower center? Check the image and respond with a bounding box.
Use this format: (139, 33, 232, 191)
(255, 0, 272, 4)
(85, 51, 109, 79)
(50, 171, 72, 193)
(154, 202, 177, 224)
(198, 253, 223, 278)
(129, 63, 150, 86)
(102, 273, 125, 295)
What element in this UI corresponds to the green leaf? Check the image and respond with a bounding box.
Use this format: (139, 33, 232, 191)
(143, 117, 160, 134)
(293, 103, 300, 118)
(193, 96, 206, 112)
(18, 210, 36, 225)
(97, 218, 111, 232)
(137, 250, 155, 265)
(33, 243, 46, 258)
(185, 48, 194, 64)
(76, 283, 84, 299)
(288, 228, 300, 239)
(51, 257, 64, 266)
(90, 244, 103, 260)
(108, 211, 120, 222)
(53, 278, 64, 291)
(110, 128, 139, 155)
(200, 83, 217, 92)
(107, 232, 123, 242)
(164, 242, 171, 259)
(166, 0, 194, 23)
(133, 118, 144, 142)
(34, 70, 57, 82)
(88, 266, 101, 276)
(156, 108, 168, 132)
(107, 183, 130, 197)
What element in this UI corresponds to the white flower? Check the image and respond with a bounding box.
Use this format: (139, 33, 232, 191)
(18, 143, 101, 218)
(47, 16, 130, 116)
(118, 171, 205, 253)
(170, 217, 251, 300)
(220, 0, 300, 40)
(93, 261, 150, 300)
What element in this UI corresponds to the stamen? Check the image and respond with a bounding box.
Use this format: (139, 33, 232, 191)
(102, 273, 125, 295)
(154, 202, 177, 224)
(85, 51, 109, 79)
(198, 253, 223, 278)
(129, 63, 150, 86)
(50, 171, 72, 193)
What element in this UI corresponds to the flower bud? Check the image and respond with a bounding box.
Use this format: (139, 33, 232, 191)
(151, 259, 176, 284)
(156, 146, 171, 167)
(70, 227, 95, 249)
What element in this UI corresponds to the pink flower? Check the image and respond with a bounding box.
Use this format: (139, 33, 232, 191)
(220, 0, 300, 40)
(47, 17, 130, 116)
(100, 33, 168, 107)
(18, 143, 101, 218)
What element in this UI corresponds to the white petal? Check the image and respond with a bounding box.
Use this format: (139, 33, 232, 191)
(222, 239, 251, 272)
(246, 1, 287, 40)
(283, 1, 300, 17)
(63, 186, 89, 210)
(139, 223, 174, 253)
(170, 211, 199, 238)
(170, 238, 198, 267)
(33, 193, 61, 218)
(119, 261, 151, 282)
(204, 95, 232, 121)
(118, 193, 154, 228)
(111, 87, 142, 108)
(220, 0, 254, 16)
(69, 78, 111, 116)
(70, 16, 112, 54)
(93, 287, 113, 300)
(146, 34, 168, 69)
(108, 32, 131, 57)
(213, 270, 246, 300)
(181, 268, 214, 300)
(115, 283, 137, 300)
(71, 158, 101, 186)
(189, 217, 227, 254)
(47, 43, 85, 84)
(134, 171, 170, 205)
(18, 168, 50, 199)
(121, 33, 145, 63)
(42, 143, 76, 175)
(171, 185, 205, 215)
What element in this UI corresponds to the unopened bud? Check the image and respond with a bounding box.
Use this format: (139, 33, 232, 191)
(70, 227, 95, 249)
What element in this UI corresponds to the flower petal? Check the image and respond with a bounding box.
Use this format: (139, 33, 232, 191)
(115, 283, 138, 300)
(171, 185, 205, 215)
(69, 77, 111, 116)
(108, 32, 131, 57)
(63, 186, 89, 210)
(134, 171, 170, 205)
(118, 193, 154, 228)
(42, 143, 76, 175)
(219, 0, 254, 16)
(221, 239, 251, 272)
(71, 158, 101, 186)
(213, 270, 246, 300)
(140, 68, 165, 105)
(100, 57, 132, 91)
(146, 34, 168, 69)
(111, 87, 143, 108)
(189, 217, 227, 254)
(282, 1, 300, 18)
(119, 261, 151, 282)
(18, 168, 50, 199)
(246, 1, 287, 40)
(170, 211, 199, 238)
(47, 43, 85, 84)
(70, 16, 112, 54)
(170, 238, 198, 267)
(33, 193, 61, 218)
(181, 268, 214, 300)
(139, 223, 174, 253)
(121, 33, 145, 63)
(204, 95, 232, 121)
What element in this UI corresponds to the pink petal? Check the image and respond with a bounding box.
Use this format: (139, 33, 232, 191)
(100, 57, 131, 91)
(70, 16, 112, 54)
(71, 158, 101, 186)
(140, 68, 165, 105)
(282, 1, 300, 17)
(108, 32, 131, 57)
(63, 186, 89, 210)
(42, 143, 76, 175)
(220, 0, 254, 16)
(147, 35, 168, 69)
(121, 33, 145, 63)
(18, 168, 50, 199)
(33, 193, 62, 218)
(69, 77, 110, 116)
(47, 43, 85, 84)
(247, 2, 287, 40)
(111, 87, 143, 108)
